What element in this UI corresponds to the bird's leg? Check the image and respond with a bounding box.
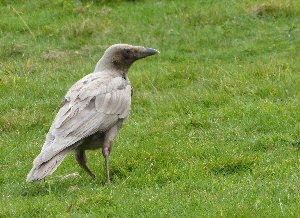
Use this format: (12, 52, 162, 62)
(75, 150, 96, 179)
(102, 124, 121, 184)
(103, 145, 111, 184)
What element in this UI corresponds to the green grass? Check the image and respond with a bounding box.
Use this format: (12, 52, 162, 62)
(1, 0, 300, 217)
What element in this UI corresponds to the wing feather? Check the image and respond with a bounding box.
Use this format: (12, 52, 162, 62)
(33, 73, 131, 166)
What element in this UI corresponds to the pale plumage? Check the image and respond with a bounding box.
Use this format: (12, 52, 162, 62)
(27, 44, 159, 183)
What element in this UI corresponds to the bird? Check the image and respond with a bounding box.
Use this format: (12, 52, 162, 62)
(26, 44, 159, 184)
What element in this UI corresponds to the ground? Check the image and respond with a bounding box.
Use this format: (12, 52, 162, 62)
(0, 0, 300, 217)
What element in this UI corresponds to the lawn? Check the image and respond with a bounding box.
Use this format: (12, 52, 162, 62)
(1, 0, 300, 217)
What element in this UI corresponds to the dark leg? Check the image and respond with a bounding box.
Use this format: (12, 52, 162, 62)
(75, 150, 96, 179)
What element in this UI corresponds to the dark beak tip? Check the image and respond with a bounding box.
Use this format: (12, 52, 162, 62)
(145, 47, 160, 56)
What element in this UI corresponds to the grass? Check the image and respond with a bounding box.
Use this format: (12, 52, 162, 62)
(0, 0, 300, 217)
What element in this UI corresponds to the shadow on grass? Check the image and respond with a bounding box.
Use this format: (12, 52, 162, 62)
(291, 140, 300, 150)
(250, 3, 299, 18)
(110, 167, 132, 182)
(19, 176, 104, 197)
(209, 160, 254, 176)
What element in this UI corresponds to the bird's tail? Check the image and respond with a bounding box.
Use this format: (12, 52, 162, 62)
(26, 148, 71, 182)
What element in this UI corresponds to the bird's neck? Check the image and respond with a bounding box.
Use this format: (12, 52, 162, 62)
(94, 59, 129, 79)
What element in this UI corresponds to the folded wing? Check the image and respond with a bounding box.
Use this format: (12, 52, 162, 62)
(27, 74, 131, 180)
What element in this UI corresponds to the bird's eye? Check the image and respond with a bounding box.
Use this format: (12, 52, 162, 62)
(123, 49, 132, 59)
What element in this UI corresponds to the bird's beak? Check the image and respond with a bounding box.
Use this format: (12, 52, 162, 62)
(136, 47, 159, 59)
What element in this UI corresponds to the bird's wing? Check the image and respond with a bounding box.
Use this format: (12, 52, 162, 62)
(34, 74, 131, 166)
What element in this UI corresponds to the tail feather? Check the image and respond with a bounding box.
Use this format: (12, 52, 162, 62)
(26, 148, 71, 182)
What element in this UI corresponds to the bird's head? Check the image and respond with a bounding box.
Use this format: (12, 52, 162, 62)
(95, 44, 159, 74)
